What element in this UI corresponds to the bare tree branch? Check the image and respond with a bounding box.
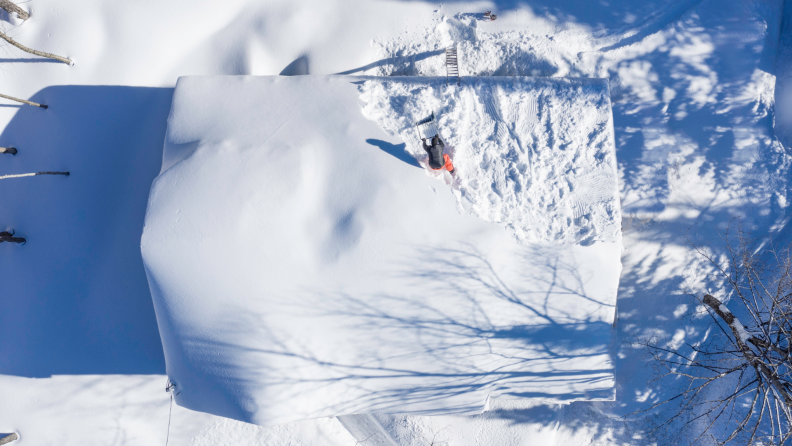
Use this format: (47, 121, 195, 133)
(0, 30, 72, 65)
(640, 222, 792, 445)
(0, 0, 28, 20)
(0, 171, 69, 180)
(0, 92, 47, 108)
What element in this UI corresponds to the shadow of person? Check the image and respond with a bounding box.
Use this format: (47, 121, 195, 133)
(366, 138, 420, 168)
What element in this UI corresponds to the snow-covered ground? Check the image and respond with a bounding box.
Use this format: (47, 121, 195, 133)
(142, 74, 620, 425)
(359, 76, 620, 245)
(0, 0, 789, 444)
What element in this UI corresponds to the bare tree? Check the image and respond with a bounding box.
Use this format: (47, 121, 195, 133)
(638, 223, 792, 445)
(0, 0, 28, 20)
(0, 30, 71, 65)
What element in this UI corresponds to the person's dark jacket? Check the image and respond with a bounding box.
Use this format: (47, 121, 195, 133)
(422, 135, 445, 169)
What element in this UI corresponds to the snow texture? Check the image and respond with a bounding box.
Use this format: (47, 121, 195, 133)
(359, 77, 620, 245)
(142, 75, 621, 426)
(1, 0, 789, 443)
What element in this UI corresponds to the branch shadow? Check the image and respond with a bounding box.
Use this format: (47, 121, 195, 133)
(164, 242, 616, 426)
(0, 58, 62, 63)
(336, 49, 445, 75)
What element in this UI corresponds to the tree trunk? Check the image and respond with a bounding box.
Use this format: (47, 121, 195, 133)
(703, 294, 792, 407)
(0, 432, 19, 445)
(0, 31, 71, 65)
(0, 0, 28, 20)
(0, 92, 47, 109)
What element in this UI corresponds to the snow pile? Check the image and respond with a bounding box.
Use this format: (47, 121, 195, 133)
(366, 6, 789, 226)
(359, 77, 620, 245)
(142, 75, 621, 426)
(368, 14, 585, 78)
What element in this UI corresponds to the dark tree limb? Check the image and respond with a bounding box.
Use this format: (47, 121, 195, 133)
(0, 230, 24, 244)
(703, 294, 792, 408)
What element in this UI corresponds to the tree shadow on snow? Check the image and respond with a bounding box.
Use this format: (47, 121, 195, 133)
(0, 86, 172, 377)
(393, 0, 681, 32)
(336, 49, 445, 75)
(168, 243, 617, 424)
(342, 0, 790, 443)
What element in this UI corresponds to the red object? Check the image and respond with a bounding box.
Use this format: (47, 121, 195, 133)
(432, 154, 455, 173)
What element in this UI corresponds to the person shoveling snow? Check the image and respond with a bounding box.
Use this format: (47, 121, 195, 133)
(421, 135, 455, 174)
(415, 113, 456, 177)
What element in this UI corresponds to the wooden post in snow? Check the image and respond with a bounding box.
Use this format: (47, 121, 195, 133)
(0, 1, 28, 20)
(0, 31, 71, 65)
(0, 93, 47, 109)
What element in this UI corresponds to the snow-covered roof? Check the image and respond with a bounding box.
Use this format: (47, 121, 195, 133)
(142, 75, 621, 425)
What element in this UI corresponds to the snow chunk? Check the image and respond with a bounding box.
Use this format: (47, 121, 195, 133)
(142, 76, 621, 426)
(718, 303, 751, 344)
(359, 77, 620, 245)
(436, 16, 477, 47)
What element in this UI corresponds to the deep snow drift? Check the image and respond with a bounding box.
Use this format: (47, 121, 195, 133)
(141, 75, 621, 425)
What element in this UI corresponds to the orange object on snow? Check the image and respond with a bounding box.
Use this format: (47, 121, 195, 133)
(432, 153, 455, 174)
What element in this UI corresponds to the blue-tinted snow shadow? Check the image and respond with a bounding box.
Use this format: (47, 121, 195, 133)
(165, 243, 616, 423)
(0, 58, 62, 63)
(392, 0, 682, 31)
(366, 138, 420, 168)
(343, 0, 788, 442)
(336, 49, 444, 75)
(0, 86, 172, 377)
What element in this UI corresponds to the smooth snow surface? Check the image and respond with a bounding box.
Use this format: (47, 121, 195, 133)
(0, 374, 356, 446)
(142, 75, 621, 425)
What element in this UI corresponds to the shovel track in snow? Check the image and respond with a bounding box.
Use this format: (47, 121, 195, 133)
(359, 78, 620, 245)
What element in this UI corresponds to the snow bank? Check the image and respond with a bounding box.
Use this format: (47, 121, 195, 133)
(142, 75, 621, 425)
(359, 77, 620, 245)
